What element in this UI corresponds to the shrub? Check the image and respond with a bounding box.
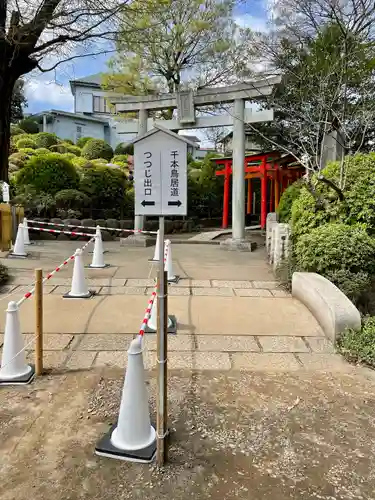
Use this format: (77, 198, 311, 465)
(112, 154, 128, 164)
(55, 189, 90, 216)
(9, 152, 29, 168)
(278, 180, 304, 223)
(16, 137, 37, 149)
(10, 125, 24, 136)
(49, 143, 70, 153)
(114, 142, 132, 155)
(324, 269, 372, 305)
(337, 316, 375, 367)
(71, 157, 93, 169)
(82, 139, 113, 161)
(18, 118, 39, 134)
(76, 136, 94, 148)
(66, 145, 81, 156)
(61, 153, 77, 161)
(79, 166, 126, 215)
(33, 148, 51, 156)
(16, 153, 79, 195)
(92, 158, 109, 165)
(34, 132, 59, 149)
(0, 262, 9, 285)
(63, 139, 74, 145)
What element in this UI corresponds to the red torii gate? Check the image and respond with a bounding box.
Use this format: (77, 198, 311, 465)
(214, 151, 304, 229)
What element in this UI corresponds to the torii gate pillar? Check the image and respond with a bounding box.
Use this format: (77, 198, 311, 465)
(134, 109, 148, 233)
(232, 99, 245, 241)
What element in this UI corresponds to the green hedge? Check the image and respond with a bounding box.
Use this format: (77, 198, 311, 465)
(114, 142, 133, 155)
(79, 166, 126, 214)
(76, 136, 94, 148)
(277, 180, 304, 223)
(16, 153, 79, 195)
(16, 137, 37, 150)
(34, 132, 59, 149)
(337, 316, 375, 367)
(82, 139, 113, 161)
(18, 118, 39, 134)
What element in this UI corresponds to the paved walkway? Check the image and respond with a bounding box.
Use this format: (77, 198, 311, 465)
(0, 239, 348, 372)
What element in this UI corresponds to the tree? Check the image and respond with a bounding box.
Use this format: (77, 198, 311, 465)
(103, 0, 251, 97)
(11, 79, 27, 123)
(204, 126, 228, 150)
(247, 17, 375, 197)
(0, 0, 149, 182)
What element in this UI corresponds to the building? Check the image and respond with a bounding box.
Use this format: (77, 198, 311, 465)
(32, 73, 210, 158)
(219, 127, 263, 154)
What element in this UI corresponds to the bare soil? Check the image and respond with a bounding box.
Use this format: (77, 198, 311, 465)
(1, 367, 375, 500)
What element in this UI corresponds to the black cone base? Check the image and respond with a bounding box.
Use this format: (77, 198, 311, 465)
(144, 315, 177, 334)
(63, 290, 95, 299)
(87, 263, 110, 269)
(0, 364, 35, 386)
(8, 253, 28, 259)
(168, 275, 180, 284)
(95, 424, 156, 463)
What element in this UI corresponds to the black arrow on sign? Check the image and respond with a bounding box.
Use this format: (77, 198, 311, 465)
(168, 200, 182, 207)
(141, 200, 155, 207)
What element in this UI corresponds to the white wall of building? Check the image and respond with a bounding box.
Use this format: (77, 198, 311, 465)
(45, 115, 106, 144)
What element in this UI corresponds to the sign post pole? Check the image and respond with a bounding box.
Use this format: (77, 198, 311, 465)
(156, 215, 168, 465)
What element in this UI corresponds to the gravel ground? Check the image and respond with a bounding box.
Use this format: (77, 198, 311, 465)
(1, 367, 375, 500)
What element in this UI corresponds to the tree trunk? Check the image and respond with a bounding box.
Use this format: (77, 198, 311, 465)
(0, 73, 17, 182)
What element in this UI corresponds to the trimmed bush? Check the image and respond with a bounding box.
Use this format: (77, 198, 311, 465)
(61, 153, 77, 161)
(0, 262, 9, 284)
(278, 180, 304, 223)
(114, 142, 131, 155)
(76, 136, 94, 148)
(120, 143, 134, 155)
(295, 223, 375, 276)
(18, 118, 39, 134)
(82, 139, 113, 161)
(71, 157, 93, 169)
(66, 145, 81, 156)
(63, 139, 74, 145)
(79, 166, 126, 215)
(92, 158, 109, 165)
(55, 189, 90, 212)
(16, 137, 37, 149)
(112, 154, 128, 164)
(337, 316, 375, 367)
(34, 132, 59, 149)
(16, 153, 79, 195)
(10, 125, 24, 136)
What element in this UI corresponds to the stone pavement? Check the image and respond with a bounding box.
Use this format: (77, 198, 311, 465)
(0, 239, 349, 372)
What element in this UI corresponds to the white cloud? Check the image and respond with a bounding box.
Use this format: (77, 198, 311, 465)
(25, 78, 74, 112)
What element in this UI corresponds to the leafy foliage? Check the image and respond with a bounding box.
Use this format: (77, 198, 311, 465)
(18, 118, 39, 134)
(0, 262, 9, 285)
(112, 154, 128, 164)
(337, 316, 375, 368)
(16, 137, 37, 150)
(277, 180, 304, 223)
(114, 143, 132, 155)
(16, 153, 79, 195)
(76, 137, 94, 148)
(34, 132, 59, 149)
(82, 139, 113, 161)
(10, 125, 24, 136)
(11, 80, 27, 124)
(55, 189, 90, 217)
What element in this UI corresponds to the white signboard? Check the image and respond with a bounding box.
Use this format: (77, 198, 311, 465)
(134, 130, 187, 216)
(2, 182, 9, 203)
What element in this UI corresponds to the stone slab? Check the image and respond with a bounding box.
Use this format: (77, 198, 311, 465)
(197, 335, 260, 352)
(120, 234, 155, 247)
(95, 350, 128, 368)
(52, 286, 102, 295)
(165, 287, 191, 296)
(126, 279, 156, 287)
(304, 337, 335, 354)
(211, 280, 253, 288)
(100, 286, 146, 295)
(234, 289, 272, 297)
(87, 278, 126, 287)
(24, 334, 74, 351)
(26, 351, 67, 369)
(220, 238, 257, 252)
(73, 334, 134, 350)
(66, 351, 97, 370)
(258, 336, 309, 353)
(192, 287, 234, 296)
(144, 335, 194, 351)
(271, 289, 291, 297)
(297, 353, 351, 371)
(192, 352, 231, 370)
(231, 353, 301, 371)
(252, 281, 279, 289)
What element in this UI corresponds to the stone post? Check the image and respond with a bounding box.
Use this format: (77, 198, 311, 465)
(273, 223, 291, 271)
(266, 212, 277, 257)
(134, 108, 148, 233)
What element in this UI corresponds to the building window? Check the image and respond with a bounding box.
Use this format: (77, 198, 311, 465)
(76, 125, 82, 140)
(93, 96, 110, 113)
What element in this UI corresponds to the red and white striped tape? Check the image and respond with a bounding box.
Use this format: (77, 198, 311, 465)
(139, 287, 157, 337)
(29, 219, 157, 235)
(29, 226, 94, 238)
(16, 236, 95, 307)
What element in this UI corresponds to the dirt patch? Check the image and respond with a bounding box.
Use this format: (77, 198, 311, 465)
(1, 368, 375, 499)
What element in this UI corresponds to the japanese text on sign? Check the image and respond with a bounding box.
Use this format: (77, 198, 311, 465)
(170, 150, 179, 197)
(144, 152, 152, 197)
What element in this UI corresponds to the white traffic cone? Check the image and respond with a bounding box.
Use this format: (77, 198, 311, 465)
(149, 230, 160, 262)
(0, 301, 35, 385)
(95, 335, 156, 462)
(64, 248, 93, 298)
(145, 295, 176, 334)
(89, 227, 108, 268)
(23, 217, 31, 245)
(164, 240, 179, 283)
(10, 223, 27, 258)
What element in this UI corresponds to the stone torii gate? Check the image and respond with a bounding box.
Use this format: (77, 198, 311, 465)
(112, 77, 281, 249)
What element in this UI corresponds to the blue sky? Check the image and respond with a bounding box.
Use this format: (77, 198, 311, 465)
(25, 0, 269, 115)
